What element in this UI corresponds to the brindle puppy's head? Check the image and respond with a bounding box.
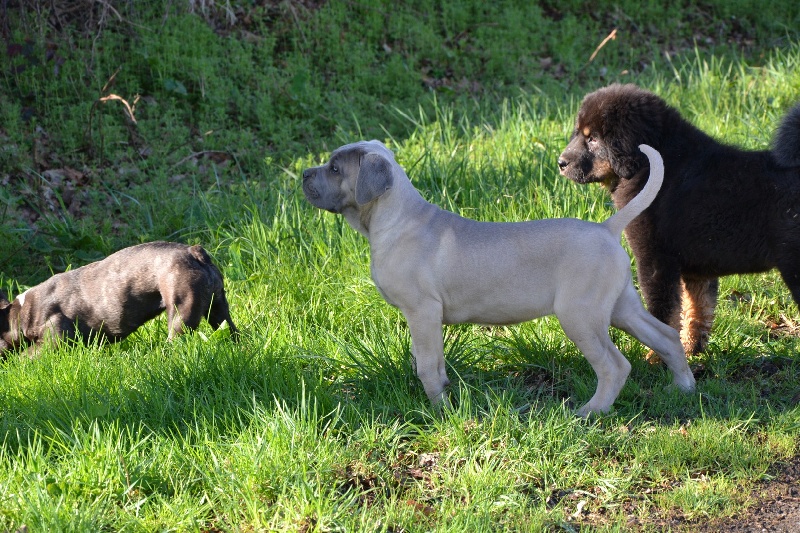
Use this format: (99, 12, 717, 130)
(558, 84, 666, 188)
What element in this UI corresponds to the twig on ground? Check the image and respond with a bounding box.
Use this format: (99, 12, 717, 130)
(588, 28, 618, 63)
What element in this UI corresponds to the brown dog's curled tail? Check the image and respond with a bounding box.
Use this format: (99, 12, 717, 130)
(772, 103, 800, 168)
(603, 144, 664, 237)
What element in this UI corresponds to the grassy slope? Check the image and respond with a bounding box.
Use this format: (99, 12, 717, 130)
(1, 1, 799, 531)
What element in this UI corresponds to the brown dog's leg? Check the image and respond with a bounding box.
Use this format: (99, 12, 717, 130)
(776, 260, 800, 313)
(636, 257, 683, 363)
(161, 279, 203, 339)
(680, 277, 718, 355)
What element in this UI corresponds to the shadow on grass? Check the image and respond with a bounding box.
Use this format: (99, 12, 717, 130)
(0, 329, 338, 453)
(1, 319, 797, 457)
(330, 321, 800, 431)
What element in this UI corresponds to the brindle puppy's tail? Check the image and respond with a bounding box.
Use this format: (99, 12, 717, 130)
(772, 103, 800, 168)
(188, 244, 225, 294)
(603, 144, 664, 237)
(188, 244, 213, 265)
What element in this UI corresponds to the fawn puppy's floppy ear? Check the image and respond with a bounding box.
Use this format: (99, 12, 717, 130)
(356, 152, 394, 205)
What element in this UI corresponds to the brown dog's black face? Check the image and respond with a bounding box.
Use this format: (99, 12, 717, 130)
(558, 120, 618, 186)
(558, 84, 666, 187)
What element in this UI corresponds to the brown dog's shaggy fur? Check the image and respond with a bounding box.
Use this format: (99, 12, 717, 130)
(558, 83, 800, 355)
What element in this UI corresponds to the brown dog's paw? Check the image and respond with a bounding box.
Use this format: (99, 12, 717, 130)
(646, 333, 705, 363)
(680, 332, 709, 357)
(644, 349, 663, 365)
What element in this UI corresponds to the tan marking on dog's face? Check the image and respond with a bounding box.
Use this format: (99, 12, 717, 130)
(558, 120, 618, 186)
(592, 155, 616, 182)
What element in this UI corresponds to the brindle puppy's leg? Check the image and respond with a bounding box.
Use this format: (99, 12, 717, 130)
(208, 290, 239, 341)
(168, 293, 208, 340)
(30, 315, 77, 357)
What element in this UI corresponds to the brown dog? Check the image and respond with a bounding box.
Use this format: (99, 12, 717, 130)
(558, 83, 800, 355)
(0, 242, 238, 355)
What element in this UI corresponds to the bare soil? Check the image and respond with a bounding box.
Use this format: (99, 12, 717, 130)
(692, 452, 800, 533)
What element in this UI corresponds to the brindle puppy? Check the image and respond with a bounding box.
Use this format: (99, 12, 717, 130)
(0, 242, 238, 355)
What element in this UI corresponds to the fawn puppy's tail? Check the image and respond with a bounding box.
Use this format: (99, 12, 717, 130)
(603, 144, 664, 237)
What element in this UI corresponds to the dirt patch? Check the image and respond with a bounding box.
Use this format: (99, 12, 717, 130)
(564, 442, 800, 531)
(691, 451, 800, 532)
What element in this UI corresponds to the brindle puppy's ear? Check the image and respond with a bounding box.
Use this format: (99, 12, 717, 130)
(356, 152, 394, 205)
(0, 296, 11, 349)
(604, 89, 665, 179)
(0, 292, 10, 330)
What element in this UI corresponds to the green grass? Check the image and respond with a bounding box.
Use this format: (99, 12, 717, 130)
(1, 1, 799, 531)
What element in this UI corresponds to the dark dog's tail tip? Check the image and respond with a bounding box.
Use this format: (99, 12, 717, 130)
(189, 244, 213, 264)
(772, 103, 800, 168)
